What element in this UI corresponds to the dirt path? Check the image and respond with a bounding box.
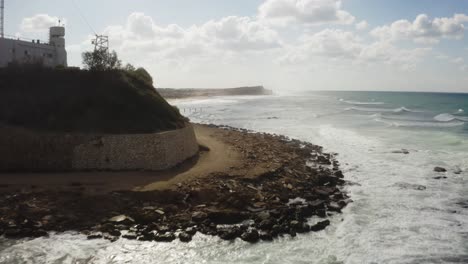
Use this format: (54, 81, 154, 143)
(138, 125, 241, 190)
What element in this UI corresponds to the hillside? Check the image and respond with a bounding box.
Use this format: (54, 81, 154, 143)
(0, 67, 186, 134)
(157, 86, 273, 99)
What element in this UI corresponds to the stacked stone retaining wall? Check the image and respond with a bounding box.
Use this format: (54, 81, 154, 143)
(0, 125, 198, 172)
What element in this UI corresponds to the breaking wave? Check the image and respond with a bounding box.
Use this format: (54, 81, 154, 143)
(346, 106, 418, 113)
(340, 99, 385, 105)
(434, 113, 468, 122)
(375, 118, 465, 128)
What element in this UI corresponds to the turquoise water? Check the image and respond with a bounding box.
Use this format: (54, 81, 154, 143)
(1, 91, 467, 264)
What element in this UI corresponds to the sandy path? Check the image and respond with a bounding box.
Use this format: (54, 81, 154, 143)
(139, 125, 241, 190)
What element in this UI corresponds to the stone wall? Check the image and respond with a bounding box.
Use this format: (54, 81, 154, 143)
(0, 125, 199, 172)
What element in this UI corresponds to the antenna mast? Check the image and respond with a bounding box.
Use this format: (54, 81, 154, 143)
(1, 0, 4, 38)
(92, 35, 109, 52)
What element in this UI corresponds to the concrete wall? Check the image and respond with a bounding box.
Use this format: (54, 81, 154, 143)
(0, 125, 199, 172)
(0, 37, 67, 68)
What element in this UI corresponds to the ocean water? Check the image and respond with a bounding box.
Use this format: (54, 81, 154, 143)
(1, 91, 468, 264)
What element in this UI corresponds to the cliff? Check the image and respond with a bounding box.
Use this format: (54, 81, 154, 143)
(0, 67, 186, 134)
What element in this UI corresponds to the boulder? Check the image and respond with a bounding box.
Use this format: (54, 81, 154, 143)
(241, 229, 260, 243)
(154, 232, 176, 242)
(191, 211, 208, 223)
(178, 232, 193, 242)
(310, 220, 330, 232)
(434, 167, 447, 173)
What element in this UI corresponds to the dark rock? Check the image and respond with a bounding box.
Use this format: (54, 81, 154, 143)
(154, 232, 176, 242)
(178, 232, 193, 242)
(241, 229, 260, 243)
(259, 232, 273, 241)
(310, 220, 330, 232)
(185, 227, 197, 236)
(257, 219, 274, 230)
(334, 170, 344, 178)
(219, 227, 242, 240)
(87, 232, 103, 240)
(32, 229, 48, 238)
(316, 209, 327, 218)
(191, 211, 208, 222)
(4, 228, 22, 238)
(108, 215, 135, 226)
(108, 229, 121, 237)
(434, 176, 447, 180)
(206, 209, 247, 224)
(434, 167, 447, 173)
(328, 202, 342, 212)
(122, 232, 138, 240)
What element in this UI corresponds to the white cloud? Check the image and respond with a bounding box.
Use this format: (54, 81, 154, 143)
(356, 20, 369, 31)
(20, 14, 64, 33)
(258, 0, 355, 26)
(279, 29, 430, 70)
(371, 13, 468, 44)
(98, 12, 282, 66)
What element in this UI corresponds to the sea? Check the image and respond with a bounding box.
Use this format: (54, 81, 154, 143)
(1, 91, 467, 264)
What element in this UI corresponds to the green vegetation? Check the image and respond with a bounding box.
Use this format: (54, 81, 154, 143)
(82, 50, 122, 71)
(0, 65, 186, 134)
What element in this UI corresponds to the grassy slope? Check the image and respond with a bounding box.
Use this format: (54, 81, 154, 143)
(0, 67, 186, 134)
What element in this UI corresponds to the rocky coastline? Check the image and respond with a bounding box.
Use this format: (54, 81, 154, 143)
(0, 124, 350, 243)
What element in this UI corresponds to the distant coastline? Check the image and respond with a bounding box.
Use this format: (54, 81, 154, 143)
(156, 86, 273, 99)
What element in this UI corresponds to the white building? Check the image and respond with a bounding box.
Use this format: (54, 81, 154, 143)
(0, 26, 67, 68)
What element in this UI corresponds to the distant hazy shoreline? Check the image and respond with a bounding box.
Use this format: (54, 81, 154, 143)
(156, 86, 273, 99)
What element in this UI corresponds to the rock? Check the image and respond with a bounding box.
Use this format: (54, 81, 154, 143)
(154, 232, 176, 242)
(434, 167, 447, 173)
(191, 211, 208, 222)
(257, 219, 274, 230)
(316, 209, 327, 218)
(178, 232, 193, 242)
(219, 227, 242, 240)
(108, 229, 121, 237)
(87, 232, 103, 240)
(206, 209, 247, 224)
(4, 228, 22, 238)
(241, 229, 260, 243)
(310, 220, 330, 232)
(122, 232, 137, 240)
(259, 232, 273, 241)
(185, 227, 197, 236)
(392, 149, 409, 154)
(434, 176, 447, 180)
(32, 229, 48, 238)
(328, 202, 342, 212)
(109, 215, 135, 225)
(334, 170, 344, 178)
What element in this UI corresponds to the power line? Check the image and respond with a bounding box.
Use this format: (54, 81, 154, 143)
(70, 0, 96, 35)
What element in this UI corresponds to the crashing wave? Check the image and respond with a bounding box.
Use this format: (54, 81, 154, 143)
(375, 118, 465, 128)
(346, 106, 419, 113)
(340, 99, 385, 105)
(434, 113, 468, 122)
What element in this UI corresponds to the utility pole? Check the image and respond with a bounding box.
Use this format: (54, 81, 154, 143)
(92, 34, 109, 52)
(1, 0, 4, 38)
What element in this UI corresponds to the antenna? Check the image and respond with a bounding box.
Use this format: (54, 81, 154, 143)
(92, 34, 109, 52)
(1, 0, 4, 38)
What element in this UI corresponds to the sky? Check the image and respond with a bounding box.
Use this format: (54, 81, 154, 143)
(4, 0, 468, 92)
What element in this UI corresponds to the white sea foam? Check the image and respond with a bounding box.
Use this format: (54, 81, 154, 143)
(434, 113, 468, 122)
(340, 99, 385, 105)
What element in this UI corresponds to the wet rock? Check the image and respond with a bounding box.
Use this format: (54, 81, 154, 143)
(185, 227, 197, 236)
(219, 227, 242, 240)
(109, 215, 135, 225)
(316, 208, 327, 218)
(122, 232, 137, 240)
(87, 232, 103, 240)
(108, 229, 121, 237)
(178, 232, 193, 242)
(206, 209, 247, 224)
(434, 167, 447, 173)
(32, 229, 48, 238)
(328, 202, 342, 212)
(434, 176, 447, 180)
(334, 170, 344, 178)
(241, 229, 260, 243)
(259, 232, 273, 241)
(191, 211, 208, 222)
(392, 149, 410, 154)
(154, 232, 176, 242)
(257, 219, 274, 230)
(4, 228, 22, 238)
(310, 220, 330, 232)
